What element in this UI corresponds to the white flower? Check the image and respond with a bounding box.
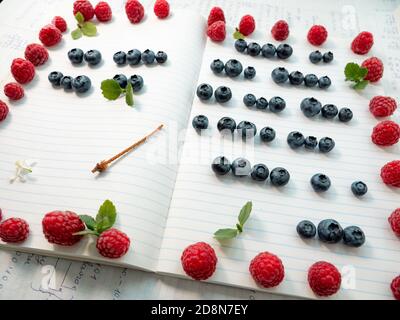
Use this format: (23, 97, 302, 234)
(10, 160, 37, 183)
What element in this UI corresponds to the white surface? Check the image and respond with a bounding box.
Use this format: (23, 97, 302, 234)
(0, 0, 399, 300)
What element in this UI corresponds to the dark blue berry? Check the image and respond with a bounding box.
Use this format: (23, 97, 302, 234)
(155, 51, 168, 63)
(318, 76, 331, 89)
(243, 94, 256, 107)
(231, 158, 251, 177)
(304, 136, 318, 150)
(255, 97, 268, 110)
(261, 43, 276, 58)
(338, 107, 353, 122)
(129, 75, 144, 92)
(271, 67, 289, 84)
(351, 181, 368, 196)
(113, 51, 126, 65)
(276, 44, 293, 59)
(212, 156, 231, 175)
(323, 51, 334, 63)
(270, 167, 290, 186)
(251, 164, 269, 181)
(60, 76, 73, 90)
(192, 115, 209, 130)
(215, 86, 232, 103)
(224, 59, 243, 77)
(343, 226, 365, 247)
(217, 117, 236, 133)
(289, 71, 304, 85)
(237, 121, 257, 139)
(297, 220, 316, 238)
(318, 219, 343, 243)
(311, 173, 331, 192)
(48, 71, 63, 86)
(234, 39, 247, 53)
(84, 50, 102, 66)
(127, 49, 142, 65)
(269, 96, 286, 113)
(318, 137, 335, 153)
(196, 83, 213, 100)
(113, 74, 128, 88)
(247, 42, 261, 56)
(68, 48, 84, 64)
(260, 127, 276, 142)
(72, 75, 91, 93)
(304, 74, 319, 87)
(244, 66, 256, 79)
(309, 50, 323, 64)
(321, 104, 338, 119)
(210, 59, 225, 74)
(141, 49, 155, 64)
(301, 97, 322, 117)
(287, 131, 305, 149)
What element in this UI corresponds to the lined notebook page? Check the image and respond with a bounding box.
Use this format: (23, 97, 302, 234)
(158, 30, 400, 299)
(0, 5, 205, 271)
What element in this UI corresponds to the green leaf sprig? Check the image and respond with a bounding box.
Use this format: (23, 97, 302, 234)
(71, 12, 97, 40)
(345, 62, 369, 90)
(214, 201, 252, 240)
(233, 28, 245, 40)
(101, 79, 134, 107)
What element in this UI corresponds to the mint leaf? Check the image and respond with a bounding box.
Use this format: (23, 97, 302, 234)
(214, 228, 238, 240)
(81, 22, 97, 37)
(75, 12, 85, 25)
(71, 28, 82, 40)
(353, 79, 369, 90)
(233, 29, 244, 40)
(345, 62, 361, 81)
(238, 201, 252, 227)
(95, 200, 117, 233)
(79, 215, 96, 231)
(125, 82, 134, 107)
(358, 67, 368, 79)
(101, 80, 122, 100)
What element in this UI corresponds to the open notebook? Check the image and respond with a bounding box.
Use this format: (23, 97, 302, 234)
(0, 6, 399, 300)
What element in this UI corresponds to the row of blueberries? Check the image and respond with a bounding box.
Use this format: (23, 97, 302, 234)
(234, 39, 293, 60)
(210, 59, 256, 79)
(48, 71, 91, 93)
(301, 97, 353, 122)
(113, 74, 144, 92)
(309, 50, 334, 64)
(272, 67, 332, 89)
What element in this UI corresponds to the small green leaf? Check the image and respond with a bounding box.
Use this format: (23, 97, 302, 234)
(81, 22, 97, 37)
(214, 228, 238, 240)
(101, 80, 123, 100)
(71, 28, 82, 40)
(75, 12, 85, 24)
(79, 215, 96, 231)
(233, 29, 245, 40)
(96, 200, 117, 233)
(344, 62, 361, 81)
(125, 82, 134, 107)
(353, 79, 369, 90)
(358, 67, 368, 79)
(238, 201, 252, 227)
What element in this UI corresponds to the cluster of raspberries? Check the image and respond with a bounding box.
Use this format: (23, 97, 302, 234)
(73, 0, 112, 22)
(124, 0, 170, 24)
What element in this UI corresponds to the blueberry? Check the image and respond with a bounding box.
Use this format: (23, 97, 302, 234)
(309, 50, 322, 64)
(287, 131, 305, 149)
(60, 76, 73, 90)
(255, 97, 268, 110)
(276, 44, 293, 59)
(113, 74, 128, 88)
(338, 107, 353, 122)
(141, 49, 156, 64)
(300, 97, 322, 118)
(113, 51, 126, 65)
(323, 51, 334, 63)
(224, 59, 243, 77)
(244, 66, 256, 79)
(318, 76, 331, 89)
(311, 173, 331, 192)
(270, 167, 290, 186)
(343, 226, 365, 247)
(297, 220, 316, 238)
(210, 59, 225, 74)
(351, 181, 368, 196)
(68, 48, 84, 64)
(237, 121, 257, 139)
(84, 50, 102, 66)
(192, 115, 209, 130)
(269, 96, 286, 113)
(72, 75, 91, 93)
(304, 74, 319, 87)
(247, 42, 261, 56)
(317, 219, 344, 244)
(196, 83, 213, 100)
(260, 127, 276, 142)
(215, 86, 232, 103)
(318, 137, 335, 153)
(127, 49, 142, 65)
(234, 39, 248, 53)
(231, 158, 252, 177)
(271, 67, 289, 84)
(48, 71, 63, 86)
(212, 156, 231, 175)
(321, 104, 338, 119)
(304, 136, 318, 150)
(251, 164, 269, 181)
(155, 51, 168, 63)
(243, 94, 256, 107)
(289, 71, 304, 85)
(261, 43, 276, 58)
(217, 117, 236, 133)
(129, 75, 144, 92)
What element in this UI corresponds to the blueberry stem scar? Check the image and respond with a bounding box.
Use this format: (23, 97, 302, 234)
(91, 124, 164, 174)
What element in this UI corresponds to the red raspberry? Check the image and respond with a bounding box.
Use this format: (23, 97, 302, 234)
(11, 58, 35, 84)
(388, 208, 400, 237)
(351, 31, 374, 55)
(207, 21, 226, 42)
(308, 261, 341, 297)
(39, 25, 62, 47)
(4, 83, 24, 101)
(154, 0, 169, 19)
(52, 16, 68, 32)
(42, 211, 85, 246)
(181, 242, 217, 280)
(73, 0, 95, 21)
(271, 20, 289, 41)
(381, 160, 400, 188)
(0, 218, 29, 243)
(125, 0, 145, 24)
(369, 96, 397, 117)
(24, 43, 49, 67)
(371, 121, 400, 146)
(95, 2, 112, 22)
(96, 228, 130, 258)
(249, 252, 285, 288)
(307, 25, 328, 46)
(362, 57, 384, 82)
(391, 275, 400, 300)
(207, 7, 225, 27)
(0, 100, 9, 122)
(238, 15, 255, 37)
